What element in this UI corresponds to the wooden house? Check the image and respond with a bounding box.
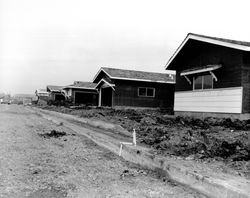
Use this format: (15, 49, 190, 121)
(62, 81, 98, 105)
(35, 89, 50, 105)
(12, 94, 36, 105)
(93, 67, 175, 109)
(46, 85, 65, 101)
(165, 33, 250, 119)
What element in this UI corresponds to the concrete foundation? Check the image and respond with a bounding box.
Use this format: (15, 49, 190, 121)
(175, 111, 250, 120)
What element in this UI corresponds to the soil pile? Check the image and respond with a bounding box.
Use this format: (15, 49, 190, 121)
(39, 105, 250, 177)
(39, 130, 67, 138)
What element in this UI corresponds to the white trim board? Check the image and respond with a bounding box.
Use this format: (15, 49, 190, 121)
(93, 68, 113, 83)
(63, 86, 96, 90)
(165, 34, 250, 69)
(95, 79, 115, 90)
(48, 89, 62, 92)
(180, 65, 222, 76)
(110, 76, 175, 84)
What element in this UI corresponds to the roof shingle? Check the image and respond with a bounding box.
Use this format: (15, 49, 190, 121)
(99, 67, 175, 83)
(47, 85, 63, 92)
(64, 81, 97, 89)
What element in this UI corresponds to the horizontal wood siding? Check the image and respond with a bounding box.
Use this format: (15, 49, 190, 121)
(72, 89, 98, 105)
(174, 87, 243, 113)
(113, 80, 174, 109)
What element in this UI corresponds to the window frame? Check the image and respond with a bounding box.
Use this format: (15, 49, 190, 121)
(193, 74, 213, 91)
(138, 87, 155, 98)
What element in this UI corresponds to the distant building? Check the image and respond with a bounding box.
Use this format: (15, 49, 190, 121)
(165, 33, 250, 119)
(0, 93, 4, 103)
(35, 89, 49, 104)
(46, 85, 65, 101)
(12, 94, 36, 105)
(62, 81, 98, 105)
(0, 94, 11, 104)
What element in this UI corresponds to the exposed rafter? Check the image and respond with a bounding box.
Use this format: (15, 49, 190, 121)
(184, 75, 191, 84)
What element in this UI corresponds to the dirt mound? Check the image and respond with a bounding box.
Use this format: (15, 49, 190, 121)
(138, 124, 250, 159)
(39, 130, 67, 138)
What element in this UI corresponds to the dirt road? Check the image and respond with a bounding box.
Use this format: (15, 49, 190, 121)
(0, 104, 206, 198)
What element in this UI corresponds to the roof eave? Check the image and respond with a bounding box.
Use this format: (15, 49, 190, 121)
(165, 34, 250, 69)
(180, 65, 222, 76)
(95, 79, 115, 90)
(49, 90, 61, 92)
(111, 76, 174, 84)
(92, 68, 113, 83)
(62, 86, 96, 90)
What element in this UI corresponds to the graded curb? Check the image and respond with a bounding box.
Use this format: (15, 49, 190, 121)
(120, 145, 250, 198)
(29, 106, 250, 198)
(29, 106, 131, 137)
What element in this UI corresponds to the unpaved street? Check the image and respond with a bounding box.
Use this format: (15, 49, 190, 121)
(0, 104, 205, 198)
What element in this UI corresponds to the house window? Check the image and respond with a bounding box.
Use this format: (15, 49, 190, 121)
(138, 87, 155, 97)
(203, 75, 213, 89)
(194, 76, 202, 90)
(193, 74, 213, 90)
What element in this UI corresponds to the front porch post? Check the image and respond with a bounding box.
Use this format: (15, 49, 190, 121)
(98, 88, 102, 107)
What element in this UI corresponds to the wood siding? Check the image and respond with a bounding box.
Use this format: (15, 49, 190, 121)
(242, 51, 250, 113)
(174, 87, 243, 113)
(113, 80, 174, 109)
(171, 40, 243, 92)
(71, 89, 98, 105)
(167, 39, 250, 115)
(50, 93, 65, 101)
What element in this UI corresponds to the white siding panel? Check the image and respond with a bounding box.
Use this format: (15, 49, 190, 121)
(174, 87, 243, 113)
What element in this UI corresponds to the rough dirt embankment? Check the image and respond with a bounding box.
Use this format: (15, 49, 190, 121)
(39, 105, 250, 179)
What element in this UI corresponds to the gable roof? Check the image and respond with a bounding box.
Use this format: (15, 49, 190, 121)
(93, 67, 175, 84)
(36, 89, 47, 93)
(95, 79, 115, 90)
(47, 85, 63, 92)
(165, 33, 250, 69)
(63, 81, 97, 90)
(35, 89, 49, 95)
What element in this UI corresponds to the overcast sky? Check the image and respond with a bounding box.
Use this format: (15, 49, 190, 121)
(1, 0, 250, 94)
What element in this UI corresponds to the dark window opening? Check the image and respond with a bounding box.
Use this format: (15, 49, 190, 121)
(193, 74, 213, 90)
(147, 88, 154, 97)
(138, 87, 146, 96)
(138, 87, 155, 97)
(194, 76, 202, 90)
(203, 75, 213, 89)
